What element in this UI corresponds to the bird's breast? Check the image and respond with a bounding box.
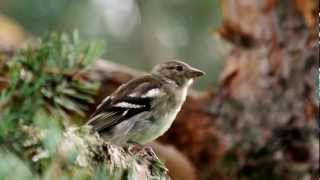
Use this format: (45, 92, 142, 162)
(129, 86, 189, 144)
(150, 87, 188, 135)
(133, 107, 181, 144)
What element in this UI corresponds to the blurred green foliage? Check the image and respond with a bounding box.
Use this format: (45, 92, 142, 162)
(0, 0, 225, 90)
(0, 33, 108, 179)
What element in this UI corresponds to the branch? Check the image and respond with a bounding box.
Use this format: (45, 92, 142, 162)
(59, 126, 169, 179)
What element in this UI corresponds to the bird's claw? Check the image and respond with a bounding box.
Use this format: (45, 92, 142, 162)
(127, 144, 159, 161)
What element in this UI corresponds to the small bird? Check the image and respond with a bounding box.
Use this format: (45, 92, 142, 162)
(87, 60, 204, 146)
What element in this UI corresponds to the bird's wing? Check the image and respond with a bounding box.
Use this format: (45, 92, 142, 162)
(87, 75, 164, 132)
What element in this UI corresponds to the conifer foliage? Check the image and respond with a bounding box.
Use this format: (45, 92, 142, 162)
(0, 33, 168, 179)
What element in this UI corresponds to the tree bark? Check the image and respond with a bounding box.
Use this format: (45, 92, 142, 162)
(89, 0, 318, 179)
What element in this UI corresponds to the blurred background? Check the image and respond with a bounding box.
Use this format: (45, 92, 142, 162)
(0, 0, 318, 180)
(0, 0, 227, 89)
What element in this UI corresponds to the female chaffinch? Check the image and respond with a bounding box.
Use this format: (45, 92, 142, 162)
(87, 60, 204, 146)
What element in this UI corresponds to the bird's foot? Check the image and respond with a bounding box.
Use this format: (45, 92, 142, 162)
(144, 146, 158, 160)
(126, 141, 159, 160)
(127, 145, 142, 155)
(143, 146, 167, 172)
(127, 141, 144, 155)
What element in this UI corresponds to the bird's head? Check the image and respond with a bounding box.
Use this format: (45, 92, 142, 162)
(151, 60, 205, 87)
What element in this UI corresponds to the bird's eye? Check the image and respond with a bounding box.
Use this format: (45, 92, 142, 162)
(176, 65, 183, 71)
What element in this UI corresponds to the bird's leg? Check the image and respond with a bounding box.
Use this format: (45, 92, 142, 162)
(127, 141, 159, 160)
(127, 141, 144, 154)
(144, 146, 158, 159)
(143, 145, 167, 172)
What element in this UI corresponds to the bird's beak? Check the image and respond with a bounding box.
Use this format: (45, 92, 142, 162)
(186, 67, 205, 78)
